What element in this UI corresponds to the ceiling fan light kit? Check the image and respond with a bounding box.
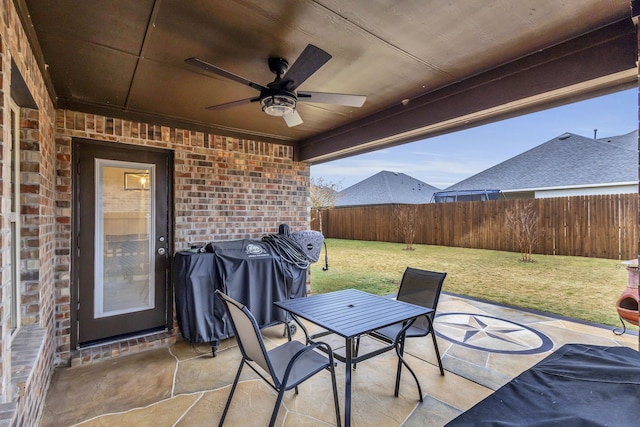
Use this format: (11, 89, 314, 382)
(186, 44, 366, 127)
(260, 93, 296, 117)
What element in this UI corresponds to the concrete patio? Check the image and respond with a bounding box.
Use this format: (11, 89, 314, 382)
(39, 293, 638, 427)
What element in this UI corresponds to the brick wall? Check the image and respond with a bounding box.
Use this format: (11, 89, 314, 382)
(0, 0, 58, 424)
(0, 29, 9, 417)
(0, 1, 311, 424)
(54, 111, 311, 363)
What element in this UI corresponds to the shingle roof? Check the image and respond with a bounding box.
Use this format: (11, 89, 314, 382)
(445, 130, 638, 192)
(335, 171, 440, 207)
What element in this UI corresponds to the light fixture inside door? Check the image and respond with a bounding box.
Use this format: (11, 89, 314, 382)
(124, 172, 150, 190)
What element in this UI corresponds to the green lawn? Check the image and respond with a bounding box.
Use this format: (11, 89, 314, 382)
(309, 238, 638, 329)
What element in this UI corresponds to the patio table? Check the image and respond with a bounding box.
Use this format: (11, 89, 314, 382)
(275, 289, 433, 427)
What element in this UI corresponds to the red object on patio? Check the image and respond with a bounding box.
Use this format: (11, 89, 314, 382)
(616, 260, 639, 326)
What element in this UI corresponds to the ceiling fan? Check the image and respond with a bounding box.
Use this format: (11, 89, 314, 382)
(185, 44, 366, 127)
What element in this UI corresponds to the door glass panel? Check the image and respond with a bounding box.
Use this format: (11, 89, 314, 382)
(95, 159, 155, 318)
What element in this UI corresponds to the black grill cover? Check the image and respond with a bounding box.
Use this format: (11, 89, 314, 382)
(173, 239, 306, 344)
(446, 344, 640, 426)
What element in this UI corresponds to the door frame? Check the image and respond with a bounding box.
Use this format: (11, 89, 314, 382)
(70, 138, 174, 349)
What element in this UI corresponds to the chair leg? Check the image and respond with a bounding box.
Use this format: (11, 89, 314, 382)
(352, 337, 360, 369)
(269, 387, 288, 427)
(329, 362, 342, 427)
(394, 338, 423, 402)
(394, 338, 405, 397)
(219, 361, 245, 426)
(430, 331, 445, 376)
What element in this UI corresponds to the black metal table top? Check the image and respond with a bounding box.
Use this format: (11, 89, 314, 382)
(275, 288, 433, 339)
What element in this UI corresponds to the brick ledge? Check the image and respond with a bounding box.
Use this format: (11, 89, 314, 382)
(3, 325, 48, 427)
(10, 326, 46, 399)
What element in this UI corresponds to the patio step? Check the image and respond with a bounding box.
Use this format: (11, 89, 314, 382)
(71, 330, 177, 366)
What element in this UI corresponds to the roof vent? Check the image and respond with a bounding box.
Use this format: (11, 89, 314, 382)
(558, 133, 571, 140)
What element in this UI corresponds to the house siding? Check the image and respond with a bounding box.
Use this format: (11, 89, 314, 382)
(0, 1, 311, 425)
(534, 183, 637, 198)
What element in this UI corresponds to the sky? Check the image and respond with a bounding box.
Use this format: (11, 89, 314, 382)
(310, 88, 638, 190)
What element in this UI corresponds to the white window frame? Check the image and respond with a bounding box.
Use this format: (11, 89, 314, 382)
(94, 159, 156, 318)
(9, 99, 21, 335)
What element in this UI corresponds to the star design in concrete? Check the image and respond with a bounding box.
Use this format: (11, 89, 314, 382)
(435, 313, 554, 354)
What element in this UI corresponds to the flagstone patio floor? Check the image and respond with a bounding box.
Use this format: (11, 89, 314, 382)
(39, 293, 638, 427)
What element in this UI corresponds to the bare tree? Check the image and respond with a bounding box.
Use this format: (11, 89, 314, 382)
(505, 200, 540, 262)
(393, 204, 423, 251)
(310, 177, 341, 234)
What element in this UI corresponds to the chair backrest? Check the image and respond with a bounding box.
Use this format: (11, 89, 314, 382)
(397, 267, 447, 330)
(215, 290, 273, 375)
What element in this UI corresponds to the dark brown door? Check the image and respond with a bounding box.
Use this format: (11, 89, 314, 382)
(73, 139, 173, 346)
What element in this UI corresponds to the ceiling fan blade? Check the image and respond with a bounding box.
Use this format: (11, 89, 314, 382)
(283, 110, 303, 127)
(185, 57, 267, 92)
(205, 97, 259, 111)
(281, 44, 331, 90)
(297, 91, 366, 107)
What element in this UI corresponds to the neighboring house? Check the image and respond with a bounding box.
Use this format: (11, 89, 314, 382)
(335, 171, 440, 207)
(444, 130, 638, 199)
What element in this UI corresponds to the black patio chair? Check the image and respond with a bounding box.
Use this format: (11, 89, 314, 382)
(356, 267, 446, 396)
(215, 290, 341, 427)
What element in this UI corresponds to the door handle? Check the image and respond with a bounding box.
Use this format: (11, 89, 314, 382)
(157, 247, 166, 256)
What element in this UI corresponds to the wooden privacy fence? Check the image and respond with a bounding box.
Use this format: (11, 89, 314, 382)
(313, 194, 639, 260)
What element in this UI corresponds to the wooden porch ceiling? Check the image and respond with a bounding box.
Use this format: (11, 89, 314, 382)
(15, 0, 638, 163)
